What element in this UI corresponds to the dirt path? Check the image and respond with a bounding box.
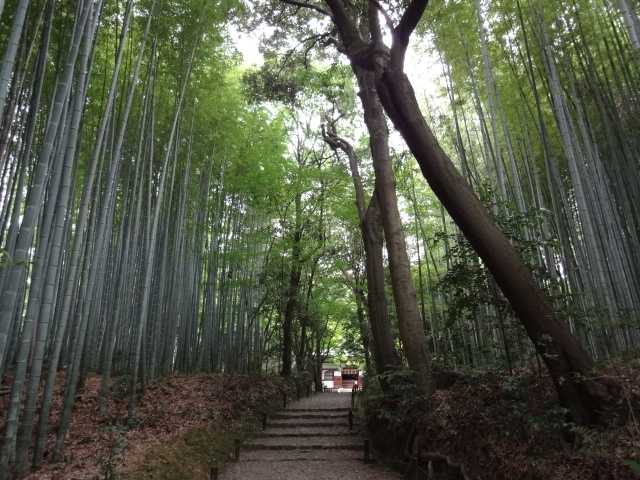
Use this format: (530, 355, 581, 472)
(221, 392, 401, 480)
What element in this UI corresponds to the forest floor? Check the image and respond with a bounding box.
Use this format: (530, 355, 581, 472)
(367, 355, 640, 479)
(14, 373, 294, 479)
(5, 357, 639, 479)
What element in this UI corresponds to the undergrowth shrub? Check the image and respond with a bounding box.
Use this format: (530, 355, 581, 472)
(364, 369, 429, 458)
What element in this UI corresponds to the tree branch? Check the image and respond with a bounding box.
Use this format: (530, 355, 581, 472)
(280, 0, 331, 17)
(321, 122, 353, 158)
(324, 0, 367, 51)
(396, 0, 429, 40)
(391, 0, 429, 67)
(368, 0, 395, 32)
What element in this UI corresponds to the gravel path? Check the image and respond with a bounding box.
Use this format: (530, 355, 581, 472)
(221, 392, 401, 480)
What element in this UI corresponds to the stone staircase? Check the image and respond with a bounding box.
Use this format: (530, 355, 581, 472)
(247, 407, 360, 451)
(220, 393, 401, 479)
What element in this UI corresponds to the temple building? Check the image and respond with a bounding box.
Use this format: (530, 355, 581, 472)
(321, 363, 364, 391)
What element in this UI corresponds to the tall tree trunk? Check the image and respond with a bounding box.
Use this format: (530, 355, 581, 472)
(0, 0, 31, 119)
(0, 0, 91, 377)
(617, 0, 640, 49)
(281, 191, 302, 376)
(128, 43, 196, 420)
(321, 124, 400, 373)
(355, 66, 431, 393)
(323, 0, 617, 424)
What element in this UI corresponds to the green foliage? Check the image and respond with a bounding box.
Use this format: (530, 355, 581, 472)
(365, 369, 428, 430)
(242, 56, 356, 113)
(0, 249, 19, 270)
(436, 183, 558, 309)
(625, 459, 640, 476)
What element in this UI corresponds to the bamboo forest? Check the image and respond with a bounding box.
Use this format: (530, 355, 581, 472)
(0, 0, 638, 478)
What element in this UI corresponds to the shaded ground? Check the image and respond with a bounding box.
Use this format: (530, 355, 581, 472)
(222, 392, 402, 480)
(367, 357, 640, 480)
(17, 374, 293, 479)
(10, 357, 639, 479)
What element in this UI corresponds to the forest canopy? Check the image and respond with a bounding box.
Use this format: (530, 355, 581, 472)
(0, 0, 638, 477)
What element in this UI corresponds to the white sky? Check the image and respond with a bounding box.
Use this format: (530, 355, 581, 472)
(233, 28, 263, 67)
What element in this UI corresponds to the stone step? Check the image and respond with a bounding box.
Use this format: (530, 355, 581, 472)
(284, 407, 351, 412)
(245, 444, 363, 451)
(246, 436, 363, 450)
(256, 431, 358, 438)
(267, 415, 350, 424)
(240, 449, 364, 462)
(267, 422, 349, 429)
(260, 425, 356, 436)
(272, 412, 349, 420)
(221, 459, 403, 480)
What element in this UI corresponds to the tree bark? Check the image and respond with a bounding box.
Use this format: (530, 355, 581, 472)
(281, 192, 302, 376)
(355, 67, 432, 393)
(320, 0, 618, 424)
(362, 195, 402, 372)
(375, 63, 615, 424)
(321, 125, 401, 373)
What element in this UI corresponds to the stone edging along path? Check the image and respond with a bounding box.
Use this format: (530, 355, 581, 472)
(220, 392, 402, 479)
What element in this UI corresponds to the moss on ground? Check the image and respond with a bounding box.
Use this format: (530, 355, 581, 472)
(122, 420, 258, 480)
(121, 376, 299, 480)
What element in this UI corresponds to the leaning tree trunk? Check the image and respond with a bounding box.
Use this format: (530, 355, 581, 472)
(375, 44, 616, 426)
(321, 0, 618, 425)
(97, 0, 155, 416)
(377, 47, 610, 423)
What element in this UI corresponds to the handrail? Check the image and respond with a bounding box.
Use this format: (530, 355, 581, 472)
(351, 383, 362, 409)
